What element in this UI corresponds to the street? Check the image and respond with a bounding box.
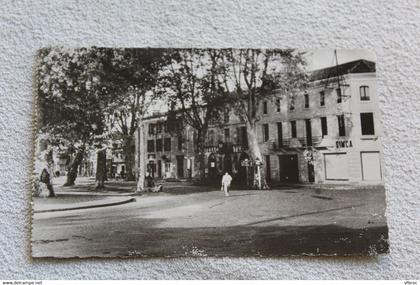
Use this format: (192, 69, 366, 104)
(31, 178, 389, 258)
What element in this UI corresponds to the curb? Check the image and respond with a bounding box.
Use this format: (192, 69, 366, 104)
(34, 197, 136, 213)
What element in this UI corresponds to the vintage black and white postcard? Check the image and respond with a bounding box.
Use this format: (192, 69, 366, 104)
(31, 48, 389, 258)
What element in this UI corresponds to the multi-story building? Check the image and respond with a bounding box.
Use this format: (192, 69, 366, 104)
(138, 59, 383, 185)
(138, 114, 197, 180)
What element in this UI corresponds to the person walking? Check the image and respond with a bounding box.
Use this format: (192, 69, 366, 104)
(221, 172, 232, 197)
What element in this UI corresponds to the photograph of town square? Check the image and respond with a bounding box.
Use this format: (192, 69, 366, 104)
(32, 48, 389, 258)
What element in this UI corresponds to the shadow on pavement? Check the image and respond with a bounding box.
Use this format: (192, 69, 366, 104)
(242, 204, 366, 226)
(107, 224, 389, 258)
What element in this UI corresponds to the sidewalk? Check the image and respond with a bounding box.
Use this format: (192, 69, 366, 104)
(269, 182, 385, 191)
(33, 196, 135, 213)
(51, 176, 137, 194)
(34, 176, 137, 213)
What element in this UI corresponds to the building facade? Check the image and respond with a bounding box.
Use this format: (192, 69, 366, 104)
(138, 115, 197, 180)
(139, 59, 383, 185)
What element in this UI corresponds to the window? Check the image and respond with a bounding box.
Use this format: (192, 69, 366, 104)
(263, 101, 268, 114)
(337, 115, 346, 136)
(321, 117, 328, 137)
(156, 122, 162, 134)
(224, 108, 229, 123)
(291, 121, 297, 138)
(360, 112, 375, 135)
(241, 126, 248, 147)
(276, 99, 281, 112)
(289, 99, 295, 111)
(148, 124, 155, 135)
(156, 138, 163, 152)
(263, 124, 269, 142)
(164, 138, 171, 151)
(147, 140, 155, 152)
(277, 122, 283, 146)
(320, 91, 325, 106)
(304, 93, 309, 108)
(224, 128, 230, 142)
(208, 129, 214, 145)
(165, 162, 171, 173)
(193, 131, 197, 146)
(177, 136, 183, 151)
(336, 88, 342, 103)
(305, 119, 312, 146)
(236, 127, 240, 144)
(360, 86, 370, 101)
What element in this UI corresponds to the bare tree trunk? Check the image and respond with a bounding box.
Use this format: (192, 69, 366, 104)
(45, 148, 56, 197)
(95, 149, 106, 189)
(136, 118, 145, 192)
(123, 135, 135, 181)
(195, 128, 207, 182)
(246, 120, 269, 190)
(64, 146, 85, 186)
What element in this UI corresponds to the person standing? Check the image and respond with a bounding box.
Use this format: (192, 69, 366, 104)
(40, 168, 56, 197)
(221, 172, 232, 197)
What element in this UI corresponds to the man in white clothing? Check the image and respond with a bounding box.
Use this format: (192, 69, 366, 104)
(221, 172, 232, 197)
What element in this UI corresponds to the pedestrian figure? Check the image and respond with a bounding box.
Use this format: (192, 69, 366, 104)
(146, 172, 154, 188)
(221, 172, 232, 197)
(40, 168, 56, 197)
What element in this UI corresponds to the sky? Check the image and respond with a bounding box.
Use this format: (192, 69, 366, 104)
(147, 49, 377, 114)
(305, 49, 377, 71)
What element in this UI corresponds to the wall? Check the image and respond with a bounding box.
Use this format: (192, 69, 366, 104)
(0, 0, 419, 279)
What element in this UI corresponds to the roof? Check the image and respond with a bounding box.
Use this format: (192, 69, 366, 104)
(310, 59, 376, 81)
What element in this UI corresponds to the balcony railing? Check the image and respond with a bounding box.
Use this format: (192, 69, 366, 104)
(232, 144, 248, 153)
(204, 143, 248, 154)
(271, 139, 291, 150)
(271, 136, 323, 150)
(297, 136, 323, 147)
(204, 145, 218, 153)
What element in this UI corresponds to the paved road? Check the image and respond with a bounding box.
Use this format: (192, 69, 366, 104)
(31, 185, 389, 258)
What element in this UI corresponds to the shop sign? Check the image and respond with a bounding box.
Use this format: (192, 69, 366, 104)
(336, 140, 353, 148)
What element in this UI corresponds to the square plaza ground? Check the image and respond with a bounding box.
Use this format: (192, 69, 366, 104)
(32, 178, 388, 258)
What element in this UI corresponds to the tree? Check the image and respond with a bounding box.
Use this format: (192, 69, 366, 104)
(95, 148, 107, 189)
(160, 49, 229, 181)
(37, 47, 109, 186)
(103, 48, 168, 181)
(220, 49, 308, 189)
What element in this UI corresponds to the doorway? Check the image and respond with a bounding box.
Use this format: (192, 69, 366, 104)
(223, 154, 232, 174)
(157, 160, 162, 178)
(265, 155, 271, 182)
(278, 154, 299, 183)
(176, 155, 184, 178)
(361, 151, 382, 181)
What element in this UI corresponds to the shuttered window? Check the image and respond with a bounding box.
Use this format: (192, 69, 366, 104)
(337, 115, 346, 136)
(263, 124, 269, 142)
(164, 138, 171, 151)
(147, 140, 155, 152)
(360, 86, 370, 101)
(320, 91, 325, 106)
(360, 113, 375, 135)
(321, 117, 328, 136)
(291, 121, 297, 138)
